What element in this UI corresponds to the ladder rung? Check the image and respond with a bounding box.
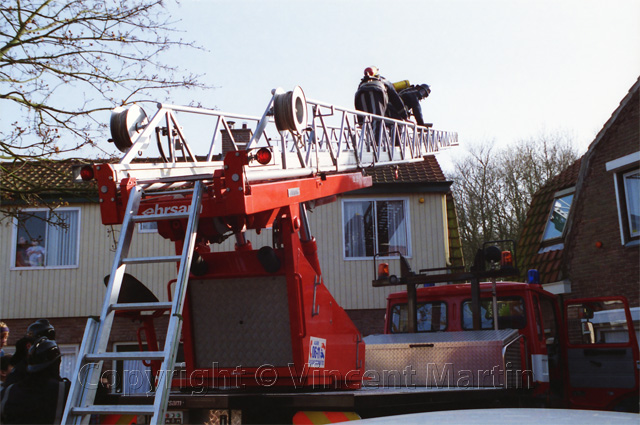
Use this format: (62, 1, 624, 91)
(132, 212, 190, 222)
(122, 255, 181, 265)
(71, 404, 155, 416)
(85, 351, 166, 362)
(110, 302, 173, 312)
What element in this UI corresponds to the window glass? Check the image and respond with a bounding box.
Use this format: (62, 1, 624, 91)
(138, 221, 158, 233)
(14, 209, 80, 268)
(623, 169, 639, 238)
(462, 297, 526, 330)
(566, 300, 629, 345)
(542, 192, 574, 241)
(390, 302, 447, 333)
(343, 199, 409, 258)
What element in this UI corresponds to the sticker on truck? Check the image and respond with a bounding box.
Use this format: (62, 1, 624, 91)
(309, 337, 326, 368)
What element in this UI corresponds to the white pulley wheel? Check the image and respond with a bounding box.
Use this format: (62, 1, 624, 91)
(273, 86, 307, 133)
(109, 104, 149, 153)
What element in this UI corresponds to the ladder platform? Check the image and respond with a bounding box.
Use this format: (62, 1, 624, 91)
(110, 302, 173, 312)
(132, 212, 191, 222)
(71, 405, 155, 416)
(85, 351, 166, 362)
(122, 255, 181, 265)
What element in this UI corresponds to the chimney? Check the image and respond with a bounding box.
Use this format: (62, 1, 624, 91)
(221, 123, 253, 157)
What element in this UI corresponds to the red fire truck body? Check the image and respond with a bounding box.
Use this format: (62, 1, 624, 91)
(381, 281, 639, 412)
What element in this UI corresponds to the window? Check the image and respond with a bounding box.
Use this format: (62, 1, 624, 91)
(13, 208, 80, 268)
(606, 152, 640, 245)
(541, 190, 574, 243)
(389, 302, 447, 333)
(343, 199, 410, 258)
(462, 297, 526, 330)
(566, 300, 630, 345)
(138, 221, 158, 233)
(622, 169, 639, 238)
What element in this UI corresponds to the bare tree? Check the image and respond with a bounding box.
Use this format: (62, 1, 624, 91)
(1, 0, 207, 215)
(452, 133, 579, 264)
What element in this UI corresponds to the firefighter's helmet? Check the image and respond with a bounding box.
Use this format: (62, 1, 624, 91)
(364, 66, 380, 78)
(27, 337, 61, 373)
(418, 84, 431, 98)
(27, 319, 56, 341)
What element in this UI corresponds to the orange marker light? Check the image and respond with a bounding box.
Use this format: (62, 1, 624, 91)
(378, 263, 389, 279)
(501, 251, 513, 267)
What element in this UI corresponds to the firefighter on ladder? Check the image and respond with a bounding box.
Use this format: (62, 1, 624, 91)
(354, 66, 407, 140)
(388, 83, 432, 127)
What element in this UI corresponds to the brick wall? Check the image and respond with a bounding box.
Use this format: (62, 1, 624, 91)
(565, 87, 639, 307)
(346, 308, 386, 336)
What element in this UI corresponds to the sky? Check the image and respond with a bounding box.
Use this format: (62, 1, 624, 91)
(155, 0, 639, 173)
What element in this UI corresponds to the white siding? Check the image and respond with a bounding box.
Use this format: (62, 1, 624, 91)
(309, 193, 448, 310)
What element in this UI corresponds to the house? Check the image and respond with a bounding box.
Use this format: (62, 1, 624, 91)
(0, 154, 461, 381)
(518, 78, 639, 314)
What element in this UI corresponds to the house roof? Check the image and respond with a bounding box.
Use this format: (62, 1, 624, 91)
(517, 158, 582, 284)
(367, 155, 447, 184)
(1, 160, 97, 204)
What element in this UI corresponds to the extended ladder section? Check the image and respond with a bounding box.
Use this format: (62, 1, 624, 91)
(104, 86, 457, 194)
(62, 181, 205, 424)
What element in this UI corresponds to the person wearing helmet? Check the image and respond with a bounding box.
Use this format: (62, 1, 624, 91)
(389, 83, 431, 127)
(354, 66, 407, 140)
(1, 337, 70, 424)
(2, 319, 56, 388)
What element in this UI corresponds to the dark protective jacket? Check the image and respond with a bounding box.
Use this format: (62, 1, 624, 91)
(1, 373, 70, 424)
(389, 86, 426, 126)
(354, 75, 407, 120)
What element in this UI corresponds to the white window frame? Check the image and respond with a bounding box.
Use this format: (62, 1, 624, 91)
(341, 197, 412, 260)
(606, 151, 640, 246)
(11, 207, 82, 270)
(59, 344, 79, 381)
(138, 221, 158, 233)
(539, 187, 575, 253)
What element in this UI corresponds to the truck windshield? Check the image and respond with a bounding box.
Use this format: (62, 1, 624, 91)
(462, 297, 526, 330)
(390, 302, 447, 333)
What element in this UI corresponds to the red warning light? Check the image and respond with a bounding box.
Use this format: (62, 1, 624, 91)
(80, 165, 94, 181)
(378, 263, 390, 279)
(501, 251, 513, 267)
(255, 147, 272, 165)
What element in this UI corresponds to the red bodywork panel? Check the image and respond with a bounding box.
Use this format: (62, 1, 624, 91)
(92, 150, 368, 390)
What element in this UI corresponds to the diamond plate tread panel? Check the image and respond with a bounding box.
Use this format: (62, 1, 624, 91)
(189, 276, 293, 368)
(363, 330, 520, 388)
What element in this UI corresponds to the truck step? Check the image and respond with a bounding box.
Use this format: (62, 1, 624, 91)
(122, 255, 181, 265)
(84, 351, 166, 362)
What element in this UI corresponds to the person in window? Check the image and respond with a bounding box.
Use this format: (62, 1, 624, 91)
(15, 237, 29, 267)
(25, 238, 45, 267)
(0, 337, 70, 424)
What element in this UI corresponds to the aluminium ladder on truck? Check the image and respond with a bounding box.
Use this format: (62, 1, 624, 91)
(62, 86, 458, 424)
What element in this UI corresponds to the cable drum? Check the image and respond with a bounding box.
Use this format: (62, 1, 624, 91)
(109, 104, 149, 153)
(273, 86, 308, 133)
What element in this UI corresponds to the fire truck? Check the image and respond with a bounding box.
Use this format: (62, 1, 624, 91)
(368, 243, 639, 413)
(61, 85, 637, 424)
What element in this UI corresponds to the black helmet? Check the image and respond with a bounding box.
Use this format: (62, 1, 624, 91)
(27, 319, 55, 341)
(27, 337, 61, 373)
(418, 84, 431, 98)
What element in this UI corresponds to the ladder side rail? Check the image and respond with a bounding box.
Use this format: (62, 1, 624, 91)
(165, 111, 176, 163)
(61, 317, 100, 425)
(344, 116, 361, 170)
(314, 111, 338, 169)
(169, 111, 197, 162)
(303, 126, 315, 171)
(153, 180, 205, 423)
(206, 115, 223, 161)
(246, 91, 277, 149)
(335, 112, 348, 167)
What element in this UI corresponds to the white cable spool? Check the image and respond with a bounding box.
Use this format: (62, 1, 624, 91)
(109, 104, 149, 153)
(273, 86, 308, 133)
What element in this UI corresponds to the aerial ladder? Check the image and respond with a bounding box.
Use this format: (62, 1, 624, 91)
(62, 86, 458, 424)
